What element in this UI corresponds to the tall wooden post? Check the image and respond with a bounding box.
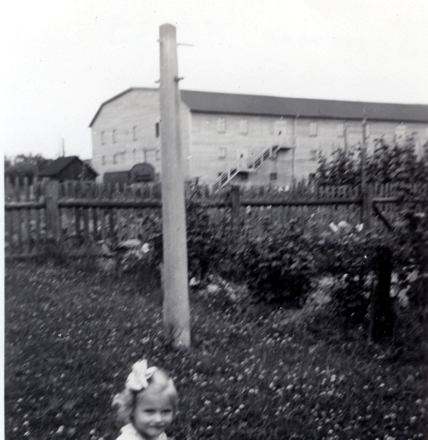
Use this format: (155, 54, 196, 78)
(369, 246, 394, 342)
(45, 179, 61, 241)
(231, 185, 241, 227)
(159, 23, 191, 348)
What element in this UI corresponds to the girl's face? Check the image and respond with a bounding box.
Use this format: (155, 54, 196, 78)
(133, 388, 174, 439)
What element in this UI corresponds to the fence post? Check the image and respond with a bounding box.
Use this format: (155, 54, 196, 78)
(45, 180, 61, 241)
(361, 184, 373, 230)
(369, 246, 394, 342)
(231, 185, 241, 226)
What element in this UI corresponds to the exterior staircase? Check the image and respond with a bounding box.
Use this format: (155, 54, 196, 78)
(212, 145, 280, 190)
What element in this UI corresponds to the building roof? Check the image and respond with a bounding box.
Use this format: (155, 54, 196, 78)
(181, 90, 428, 123)
(89, 87, 428, 127)
(39, 156, 98, 177)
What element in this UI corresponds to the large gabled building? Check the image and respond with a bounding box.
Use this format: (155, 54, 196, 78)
(89, 88, 428, 187)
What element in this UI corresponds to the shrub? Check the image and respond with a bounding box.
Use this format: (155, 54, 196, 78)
(232, 221, 316, 305)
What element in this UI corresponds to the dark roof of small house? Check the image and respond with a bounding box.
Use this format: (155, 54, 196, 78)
(39, 156, 98, 177)
(89, 87, 428, 127)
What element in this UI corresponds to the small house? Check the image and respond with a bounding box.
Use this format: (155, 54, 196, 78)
(38, 156, 98, 181)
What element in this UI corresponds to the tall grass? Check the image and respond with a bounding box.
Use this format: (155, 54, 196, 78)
(5, 260, 427, 439)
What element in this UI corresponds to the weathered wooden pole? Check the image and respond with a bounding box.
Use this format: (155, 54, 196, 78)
(159, 23, 191, 348)
(369, 246, 394, 342)
(230, 185, 241, 227)
(45, 179, 61, 241)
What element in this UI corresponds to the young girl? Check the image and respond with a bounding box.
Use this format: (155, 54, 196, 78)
(113, 359, 178, 440)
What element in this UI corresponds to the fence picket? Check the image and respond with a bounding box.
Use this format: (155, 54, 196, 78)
(23, 177, 31, 254)
(83, 205, 89, 237)
(6, 209, 13, 254)
(99, 209, 105, 241)
(5, 180, 427, 257)
(35, 207, 41, 253)
(93, 207, 99, 241)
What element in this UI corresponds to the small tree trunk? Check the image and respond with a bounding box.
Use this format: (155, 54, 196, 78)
(230, 185, 241, 228)
(369, 246, 394, 342)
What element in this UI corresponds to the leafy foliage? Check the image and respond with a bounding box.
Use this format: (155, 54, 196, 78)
(232, 221, 315, 305)
(315, 137, 427, 185)
(5, 154, 53, 184)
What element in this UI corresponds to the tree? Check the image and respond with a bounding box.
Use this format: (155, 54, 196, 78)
(4, 154, 53, 184)
(314, 137, 427, 186)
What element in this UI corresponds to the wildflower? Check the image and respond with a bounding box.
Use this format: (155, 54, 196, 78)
(329, 222, 339, 232)
(142, 243, 150, 253)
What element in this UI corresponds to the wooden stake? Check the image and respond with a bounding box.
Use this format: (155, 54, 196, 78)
(159, 23, 191, 348)
(45, 180, 61, 241)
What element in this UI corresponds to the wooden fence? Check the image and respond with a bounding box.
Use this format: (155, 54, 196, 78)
(4, 177, 428, 258)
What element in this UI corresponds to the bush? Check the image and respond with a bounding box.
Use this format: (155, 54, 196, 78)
(232, 221, 316, 305)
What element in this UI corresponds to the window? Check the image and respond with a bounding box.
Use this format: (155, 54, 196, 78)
(102, 155, 106, 165)
(155, 122, 160, 138)
(155, 149, 161, 161)
(112, 129, 116, 143)
(310, 149, 318, 161)
(219, 147, 226, 158)
(337, 123, 345, 137)
(395, 124, 406, 139)
(275, 120, 287, 136)
(270, 172, 278, 181)
(133, 126, 137, 141)
(364, 124, 370, 139)
(309, 122, 318, 137)
(217, 118, 226, 133)
(113, 152, 125, 164)
(239, 173, 248, 182)
(240, 119, 248, 135)
(101, 131, 105, 145)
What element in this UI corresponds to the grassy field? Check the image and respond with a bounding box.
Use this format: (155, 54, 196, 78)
(5, 259, 427, 439)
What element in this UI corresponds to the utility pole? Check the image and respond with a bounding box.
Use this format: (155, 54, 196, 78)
(159, 23, 191, 348)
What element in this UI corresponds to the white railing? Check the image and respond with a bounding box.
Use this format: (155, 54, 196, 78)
(212, 145, 282, 190)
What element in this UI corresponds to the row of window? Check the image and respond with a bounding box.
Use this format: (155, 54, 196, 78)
(217, 119, 410, 139)
(212, 119, 412, 141)
(100, 121, 411, 145)
(220, 172, 278, 182)
(100, 149, 160, 165)
(100, 123, 160, 145)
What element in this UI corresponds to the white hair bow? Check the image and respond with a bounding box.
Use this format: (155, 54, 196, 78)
(126, 359, 157, 392)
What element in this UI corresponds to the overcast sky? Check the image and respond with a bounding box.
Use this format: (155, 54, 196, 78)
(2, 0, 428, 160)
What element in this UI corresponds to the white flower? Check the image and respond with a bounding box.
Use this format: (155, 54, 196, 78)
(141, 243, 150, 253)
(125, 359, 157, 392)
(329, 222, 339, 232)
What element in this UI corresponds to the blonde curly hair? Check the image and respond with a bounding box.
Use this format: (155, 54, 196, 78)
(112, 367, 178, 425)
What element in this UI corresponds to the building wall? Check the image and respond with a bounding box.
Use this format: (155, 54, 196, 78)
(189, 113, 428, 186)
(189, 113, 307, 186)
(91, 89, 192, 182)
(91, 89, 428, 186)
(91, 89, 162, 182)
